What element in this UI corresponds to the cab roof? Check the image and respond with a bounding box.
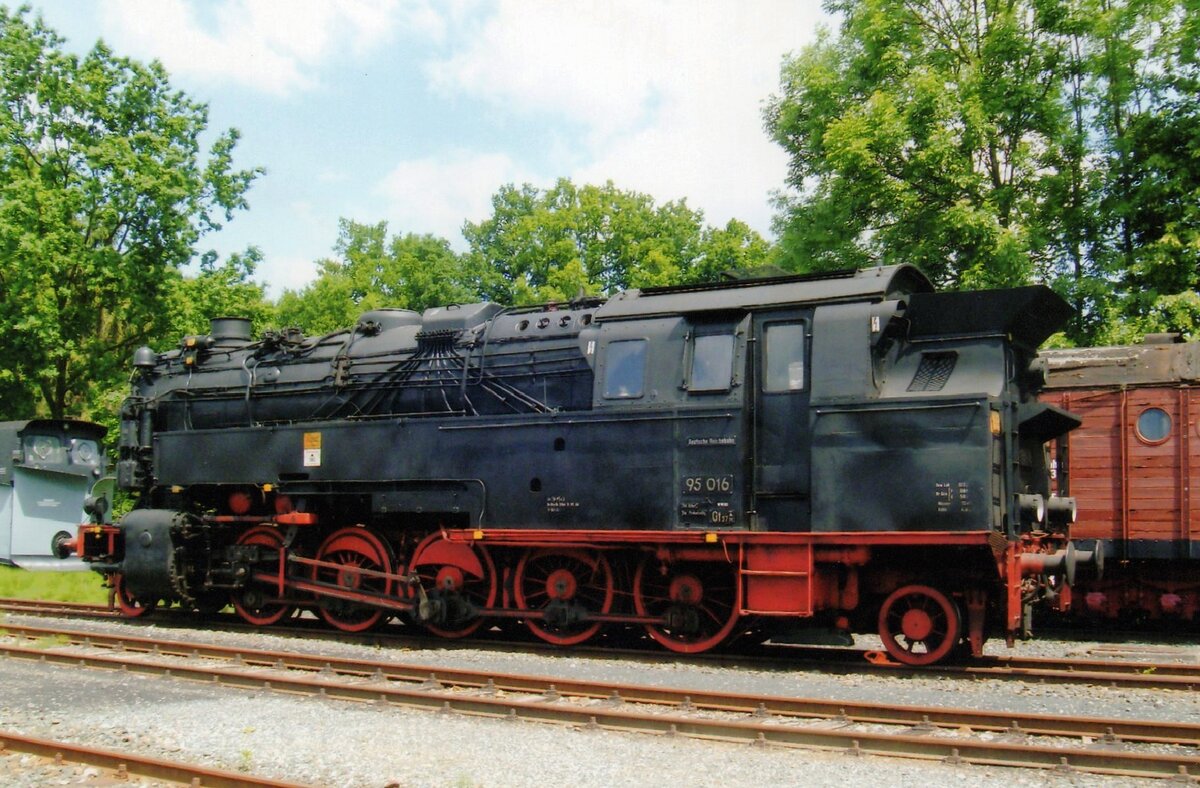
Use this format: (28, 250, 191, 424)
(593, 265, 933, 321)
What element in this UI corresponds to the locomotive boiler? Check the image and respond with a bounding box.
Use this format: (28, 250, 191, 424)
(74, 265, 1085, 665)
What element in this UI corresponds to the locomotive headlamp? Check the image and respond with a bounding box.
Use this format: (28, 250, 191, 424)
(1046, 496, 1077, 525)
(1017, 493, 1046, 524)
(70, 439, 99, 466)
(83, 494, 109, 518)
(23, 435, 63, 463)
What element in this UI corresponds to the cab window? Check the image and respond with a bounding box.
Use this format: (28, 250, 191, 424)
(764, 322, 806, 392)
(689, 334, 734, 393)
(603, 339, 647, 399)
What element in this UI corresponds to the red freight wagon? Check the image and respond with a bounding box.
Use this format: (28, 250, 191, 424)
(1041, 337, 1200, 621)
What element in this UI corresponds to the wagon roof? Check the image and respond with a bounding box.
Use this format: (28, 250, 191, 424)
(594, 265, 933, 320)
(1041, 340, 1200, 388)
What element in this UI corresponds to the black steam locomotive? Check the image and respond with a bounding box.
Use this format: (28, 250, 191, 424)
(74, 265, 1086, 664)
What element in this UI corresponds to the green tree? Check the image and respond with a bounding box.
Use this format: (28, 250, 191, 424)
(1095, 0, 1200, 339)
(276, 219, 474, 334)
(164, 248, 275, 339)
(462, 178, 774, 304)
(765, 0, 1069, 291)
(766, 0, 1200, 344)
(0, 7, 261, 419)
(83, 249, 274, 441)
(693, 219, 779, 283)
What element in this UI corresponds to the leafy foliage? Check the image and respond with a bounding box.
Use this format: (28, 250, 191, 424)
(276, 219, 475, 335)
(166, 248, 275, 339)
(463, 178, 774, 305)
(766, 0, 1200, 344)
(278, 181, 775, 334)
(0, 7, 261, 419)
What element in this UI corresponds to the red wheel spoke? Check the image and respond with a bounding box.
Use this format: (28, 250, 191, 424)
(312, 527, 393, 633)
(112, 574, 156, 618)
(231, 525, 295, 627)
(878, 585, 962, 666)
(515, 548, 614, 647)
(410, 534, 496, 639)
(634, 559, 739, 654)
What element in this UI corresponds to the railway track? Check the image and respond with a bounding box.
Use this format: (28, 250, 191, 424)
(0, 728, 306, 787)
(0, 620, 1197, 780)
(0, 598, 117, 617)
(2, 597, 1196, 691)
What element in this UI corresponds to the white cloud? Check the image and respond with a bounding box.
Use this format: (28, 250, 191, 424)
(316, 169, 350, 184)
(426, 2, 666, 141)
(425, 0, 832, 236)
(259, 254, 321, 296)
(97, 0, 406, 95)
(374, 151, 528, 246)
(573, 108, 791, 237)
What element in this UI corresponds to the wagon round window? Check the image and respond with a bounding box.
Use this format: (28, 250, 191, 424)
(1136, 407, 1172, 443)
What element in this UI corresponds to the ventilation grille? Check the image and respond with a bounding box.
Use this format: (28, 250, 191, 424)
(908, 351, 958, 392)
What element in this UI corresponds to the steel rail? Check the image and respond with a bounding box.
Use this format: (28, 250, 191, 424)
(0, 639, 1196, 780)
(3, 597, 1197, 690)
(1, 622, 1198, 752)
(0, 599, 115, 616)
(0, 728, 307, 787)
(949, 657, 1200, 686)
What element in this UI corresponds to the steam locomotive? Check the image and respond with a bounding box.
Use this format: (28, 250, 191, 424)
(68, 265, 1086, 665)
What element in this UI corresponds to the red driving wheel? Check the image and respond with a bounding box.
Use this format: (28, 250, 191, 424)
(410, 533, 497, 639)
(312, 527, 394, 632)
(514, 548, 614, 646)
(633, 558, 739, 654)
(231, 525, 294, 627)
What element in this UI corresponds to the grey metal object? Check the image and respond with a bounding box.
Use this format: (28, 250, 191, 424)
(0, 419, 108, 570)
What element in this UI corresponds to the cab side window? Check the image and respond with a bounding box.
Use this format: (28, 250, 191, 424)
(764, 322, 806, 392)
(603, 339, 647, 399)
(689, 334, 735, 393)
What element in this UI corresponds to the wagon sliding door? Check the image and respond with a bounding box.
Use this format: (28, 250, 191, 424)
(1061, 385, 1197, 562)
(1123, 388, 1196, 561)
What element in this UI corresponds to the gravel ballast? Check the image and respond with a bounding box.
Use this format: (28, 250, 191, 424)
(1, 615, 1196, 787)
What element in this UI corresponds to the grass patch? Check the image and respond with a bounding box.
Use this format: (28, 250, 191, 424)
(0, 566, 109, 604)
(30, 634, 71, 649)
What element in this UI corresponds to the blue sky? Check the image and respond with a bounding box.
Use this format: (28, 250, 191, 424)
(28, 1, 831, 298)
